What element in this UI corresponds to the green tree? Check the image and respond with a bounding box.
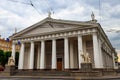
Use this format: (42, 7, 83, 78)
(4, 51, 11, 65)
(0, 50, 19, 68)
(0, 50, 5, 66)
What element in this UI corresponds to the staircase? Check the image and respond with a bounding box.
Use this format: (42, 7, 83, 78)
(14, 70, 71, 76)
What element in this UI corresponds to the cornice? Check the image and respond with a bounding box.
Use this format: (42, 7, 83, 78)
(13, 28, 97, 44)
(12, 26, 97, 40)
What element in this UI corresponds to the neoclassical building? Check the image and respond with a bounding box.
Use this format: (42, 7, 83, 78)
(10, 14, 117, 70)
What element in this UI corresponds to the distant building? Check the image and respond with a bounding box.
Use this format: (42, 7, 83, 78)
(0, 36, 20, 52)
(117, 50, 120, 62)
(10, 13, 117, 70)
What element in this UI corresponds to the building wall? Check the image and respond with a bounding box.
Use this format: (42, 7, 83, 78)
(99, 33, 114, 68)
(21, 34, 115, 69)
(12, 18, 117, 69)
(0, 38, 20, 52)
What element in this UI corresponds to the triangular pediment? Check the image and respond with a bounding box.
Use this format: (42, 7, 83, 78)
(11, 17, 96, 39)
(19, 22, 78, 37)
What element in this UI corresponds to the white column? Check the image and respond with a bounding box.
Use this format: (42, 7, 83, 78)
(37, 43, 40, 69)
(29, 41, 35, 69)
(70, 40, 74, 68)
(40, 40, 45, 69)
(78, 35, 83, 69)
(11, 43, 15, 60)
(64, 37, 69, 69)
(93, 33, 100, 68)
(98, 39, 103, 68)
(52, 39, 56, 69)
(18, 43, 25, 69)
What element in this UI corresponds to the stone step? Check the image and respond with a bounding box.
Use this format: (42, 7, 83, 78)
(14, 70, 71, 76)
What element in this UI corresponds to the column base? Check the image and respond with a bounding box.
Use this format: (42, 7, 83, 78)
(64, 69, 70, 71)
(51, 69, 57, 71)
(39, 69, 46, 71)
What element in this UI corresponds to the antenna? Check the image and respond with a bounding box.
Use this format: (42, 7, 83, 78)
(91, 11, 95, 21)
(7, 0, 30, 5)
(47, 8, 54, 28)
(99, 0, 101, 22)
(29, 0, 41, 15)
(15, 27, 17, 33)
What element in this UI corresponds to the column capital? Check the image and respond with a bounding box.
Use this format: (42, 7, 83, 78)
(64, 37, 68, 39)
(78, 34, 82, 37)
(92, 32, 97, 35)
(30, 41, 34, 45)
(52, 38, 56, 40)
(30, 41, 34, 43)
(40, 40, 45, 42)
(20, 42, 24, 44)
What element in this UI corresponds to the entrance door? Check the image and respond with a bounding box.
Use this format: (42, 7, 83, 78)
(57, 58, 62, 70)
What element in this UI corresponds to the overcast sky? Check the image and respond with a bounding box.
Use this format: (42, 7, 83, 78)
(0, 0, 120, 50)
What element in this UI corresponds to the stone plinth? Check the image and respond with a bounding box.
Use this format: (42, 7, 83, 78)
(2, 65, 16, 76)
(81, 63, 92, 71)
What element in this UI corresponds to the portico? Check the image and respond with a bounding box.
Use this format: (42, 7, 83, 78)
(10, 15, 115, 70)
(12, 31, 103, 70)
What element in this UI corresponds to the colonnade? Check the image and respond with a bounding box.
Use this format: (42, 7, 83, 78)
(11, 33, 101, 69)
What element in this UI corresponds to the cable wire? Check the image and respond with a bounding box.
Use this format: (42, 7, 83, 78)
(7, 0, 42, 16)
(7, 0, 30, 5)
(29, 0, 41, 16)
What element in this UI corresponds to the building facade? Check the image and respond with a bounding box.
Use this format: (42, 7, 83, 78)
(10, 15, 117, 70)
(0, 37, 20, 52)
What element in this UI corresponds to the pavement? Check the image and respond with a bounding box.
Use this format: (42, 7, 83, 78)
(0, 75, 120, 80)
(0, 76, 76, 80)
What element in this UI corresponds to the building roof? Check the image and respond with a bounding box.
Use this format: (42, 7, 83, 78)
(10, 17, 98, 39)
(9, 17, 116, 53)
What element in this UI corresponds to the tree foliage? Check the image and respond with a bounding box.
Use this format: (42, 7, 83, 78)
(0, 50, 5, 66)
(4, 51, 11, 65)
(0, 50, 19, 67)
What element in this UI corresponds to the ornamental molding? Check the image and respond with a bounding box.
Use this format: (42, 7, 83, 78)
(13, 28, 97, 43)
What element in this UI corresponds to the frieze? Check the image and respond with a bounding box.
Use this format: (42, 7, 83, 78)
(14, 28, 97, 42)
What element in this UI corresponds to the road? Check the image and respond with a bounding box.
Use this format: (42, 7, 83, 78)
(0, 77, 75, 80)
(1, 77, 120, 80)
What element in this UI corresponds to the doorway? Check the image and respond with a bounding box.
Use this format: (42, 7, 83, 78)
(57, 58, 62, 70)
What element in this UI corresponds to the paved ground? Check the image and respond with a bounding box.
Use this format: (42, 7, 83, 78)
(81, 77, 120, 80)
(1, 76, 120, 80)
(0, 77, 75, 80)
(82, 78, 120, 80)
(1, 77, 120, 80)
